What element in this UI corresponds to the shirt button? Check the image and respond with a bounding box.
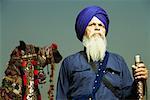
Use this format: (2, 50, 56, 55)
(100, 63, 102, 65)
(96, 74, 99, 76)
(89, 97, 92, 100)
(95, 80, 97, 83)
(93, 87, 95, 89)
(103, 70, 106, 73)
(98, 69, 101, 71)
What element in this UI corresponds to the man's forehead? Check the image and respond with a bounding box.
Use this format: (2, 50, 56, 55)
(89, 16, 104, 26)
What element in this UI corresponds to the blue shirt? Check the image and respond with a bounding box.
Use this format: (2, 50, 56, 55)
(56, 51, 136, 100)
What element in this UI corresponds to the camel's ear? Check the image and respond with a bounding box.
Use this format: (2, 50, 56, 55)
(18, 40, 26, 51)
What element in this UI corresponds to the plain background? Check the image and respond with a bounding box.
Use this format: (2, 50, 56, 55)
(0, 0, 150, 99)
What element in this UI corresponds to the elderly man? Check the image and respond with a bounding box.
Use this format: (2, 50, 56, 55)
(56, 6, 148, 100)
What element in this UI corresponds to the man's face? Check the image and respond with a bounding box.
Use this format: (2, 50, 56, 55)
(85, 16, 106, 38)
(82, 16, 107, 62)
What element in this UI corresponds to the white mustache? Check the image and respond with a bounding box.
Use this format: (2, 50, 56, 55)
(89, 33, 104, 40)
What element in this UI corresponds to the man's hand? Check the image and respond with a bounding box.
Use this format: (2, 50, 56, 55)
(132, 63, 148, 80)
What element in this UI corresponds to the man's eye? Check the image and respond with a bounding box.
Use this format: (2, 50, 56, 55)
(98, 24, 104, 26)
(89, 23, 96, 26)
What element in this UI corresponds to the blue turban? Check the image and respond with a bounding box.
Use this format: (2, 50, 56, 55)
(75, 6, 109, 41)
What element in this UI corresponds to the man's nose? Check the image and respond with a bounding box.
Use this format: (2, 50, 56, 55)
(95, 24, 100, 30)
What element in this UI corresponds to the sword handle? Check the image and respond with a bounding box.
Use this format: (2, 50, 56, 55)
(135, 55, 144, 100)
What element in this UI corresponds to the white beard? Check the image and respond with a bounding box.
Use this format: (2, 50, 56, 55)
(82, 34, 107, 62)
